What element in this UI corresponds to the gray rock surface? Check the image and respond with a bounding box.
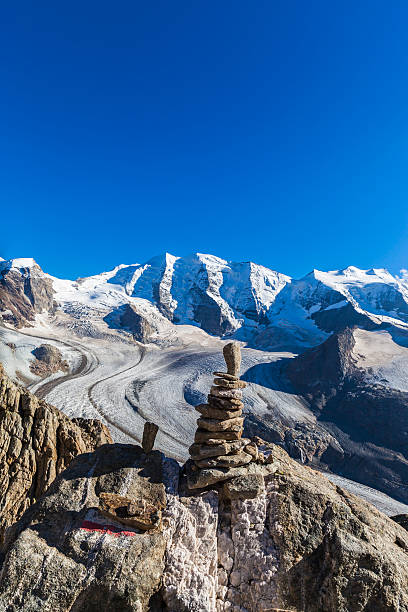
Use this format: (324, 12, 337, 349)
(0, 444, 173, 612)
(104, 303, 155, 342)
(223, 473, 265, 499)
(1, 437, 408, 611)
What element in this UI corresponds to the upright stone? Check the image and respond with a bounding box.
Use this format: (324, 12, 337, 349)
(142, 422, 159, 453)
(223, 342, 242, 377)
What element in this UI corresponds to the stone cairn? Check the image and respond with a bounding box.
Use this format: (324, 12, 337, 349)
(188, 342, 259, 489)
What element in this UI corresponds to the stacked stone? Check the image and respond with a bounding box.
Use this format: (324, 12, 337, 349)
(189, 342, 252, 470)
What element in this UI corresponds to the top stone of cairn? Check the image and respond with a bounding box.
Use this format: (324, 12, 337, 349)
(223, 342, 242, 378)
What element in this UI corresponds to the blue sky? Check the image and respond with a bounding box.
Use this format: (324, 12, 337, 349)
(1, 1, 408, 279)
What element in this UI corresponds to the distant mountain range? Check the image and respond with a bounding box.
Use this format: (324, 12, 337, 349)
(1, 254, 408, 349)
(2, 253, 408, 504)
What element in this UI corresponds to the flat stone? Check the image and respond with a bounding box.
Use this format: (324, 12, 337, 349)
(214, 378, 247, 389)
(223, 473, 265, 500)
(189, 442, 229, 459)
(213, 371, 238, 381)
(99, 491, 165, 530)
(186, 463, 249, 489)
(189, 440, 250, 460)
(223, 342, 242, 377)
(195, 429, 243, 443)
(197, 416, 244, 432)
(208, 396, 243, 409)
(195, 403, 243, 420)
(195, 451, 252, 469)
(210, 386, 243, 399)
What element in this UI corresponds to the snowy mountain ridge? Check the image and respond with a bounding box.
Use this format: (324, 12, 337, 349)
(1, 252, 408, 350)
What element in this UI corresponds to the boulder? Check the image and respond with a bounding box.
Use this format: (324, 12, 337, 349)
(213, 371, 238, 381)
(99, 491, 165, 530)
(142, 421, 158, 453)
(208, 396, 243, 409)
(210, 386, 243, 400)
(243, 441, 259, 460)
(189, 439, 250, 460)
(186, 462, 250, 489)
(213, 378, 247, 389)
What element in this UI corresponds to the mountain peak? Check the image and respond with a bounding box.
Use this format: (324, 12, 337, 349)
(145, 252, 178, 267)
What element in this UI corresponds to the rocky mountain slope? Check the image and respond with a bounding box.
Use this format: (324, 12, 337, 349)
(0, 364, 111, 537)
(1, 440, 408, 611)
(0, 258, 56, 329)
(286, 327, 408, 503)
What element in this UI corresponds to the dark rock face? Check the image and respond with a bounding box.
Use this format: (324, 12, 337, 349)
(311, 302, 378, 334)
(0, 364, 112, 537)
(286, 327, 359, 410)
(119, 304, 153, 342)
(0, 262, 56, 327)
(392, 514, 408, 532)
(269, 447, 408, 611)
(104, 303, 154, 342)
(286, 328, 408, 503)
(186, 286, 235, 336)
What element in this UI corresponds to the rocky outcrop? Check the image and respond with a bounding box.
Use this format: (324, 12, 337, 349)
(286, 328, 408, 504)
(104, 303, 159, 342)
(117, 304, 154, 342)
(0, 363, 112, 537)
(30, 343, 69, 377)
(0, 259, 56, 327)
(0, 444, 173, 612)
(286, 326, 359, 411)
(2, 441, 408, 611)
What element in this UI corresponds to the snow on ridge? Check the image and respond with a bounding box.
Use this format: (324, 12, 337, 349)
(48, 257, 408, 335)
(0, 257, 38, 270)
(316, 266, 397, 287)
(195, 252, 229, 267)
(4, 252, 408, 349)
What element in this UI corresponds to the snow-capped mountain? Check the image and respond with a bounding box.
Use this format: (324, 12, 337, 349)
(105, 252, 290, 335)
(2, 253, 408, 504)
(259, 266, 408, 350)
(1, 254, 408, 350)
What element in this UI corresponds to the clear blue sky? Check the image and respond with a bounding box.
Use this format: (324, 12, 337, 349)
(2, 1, 408, 279)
